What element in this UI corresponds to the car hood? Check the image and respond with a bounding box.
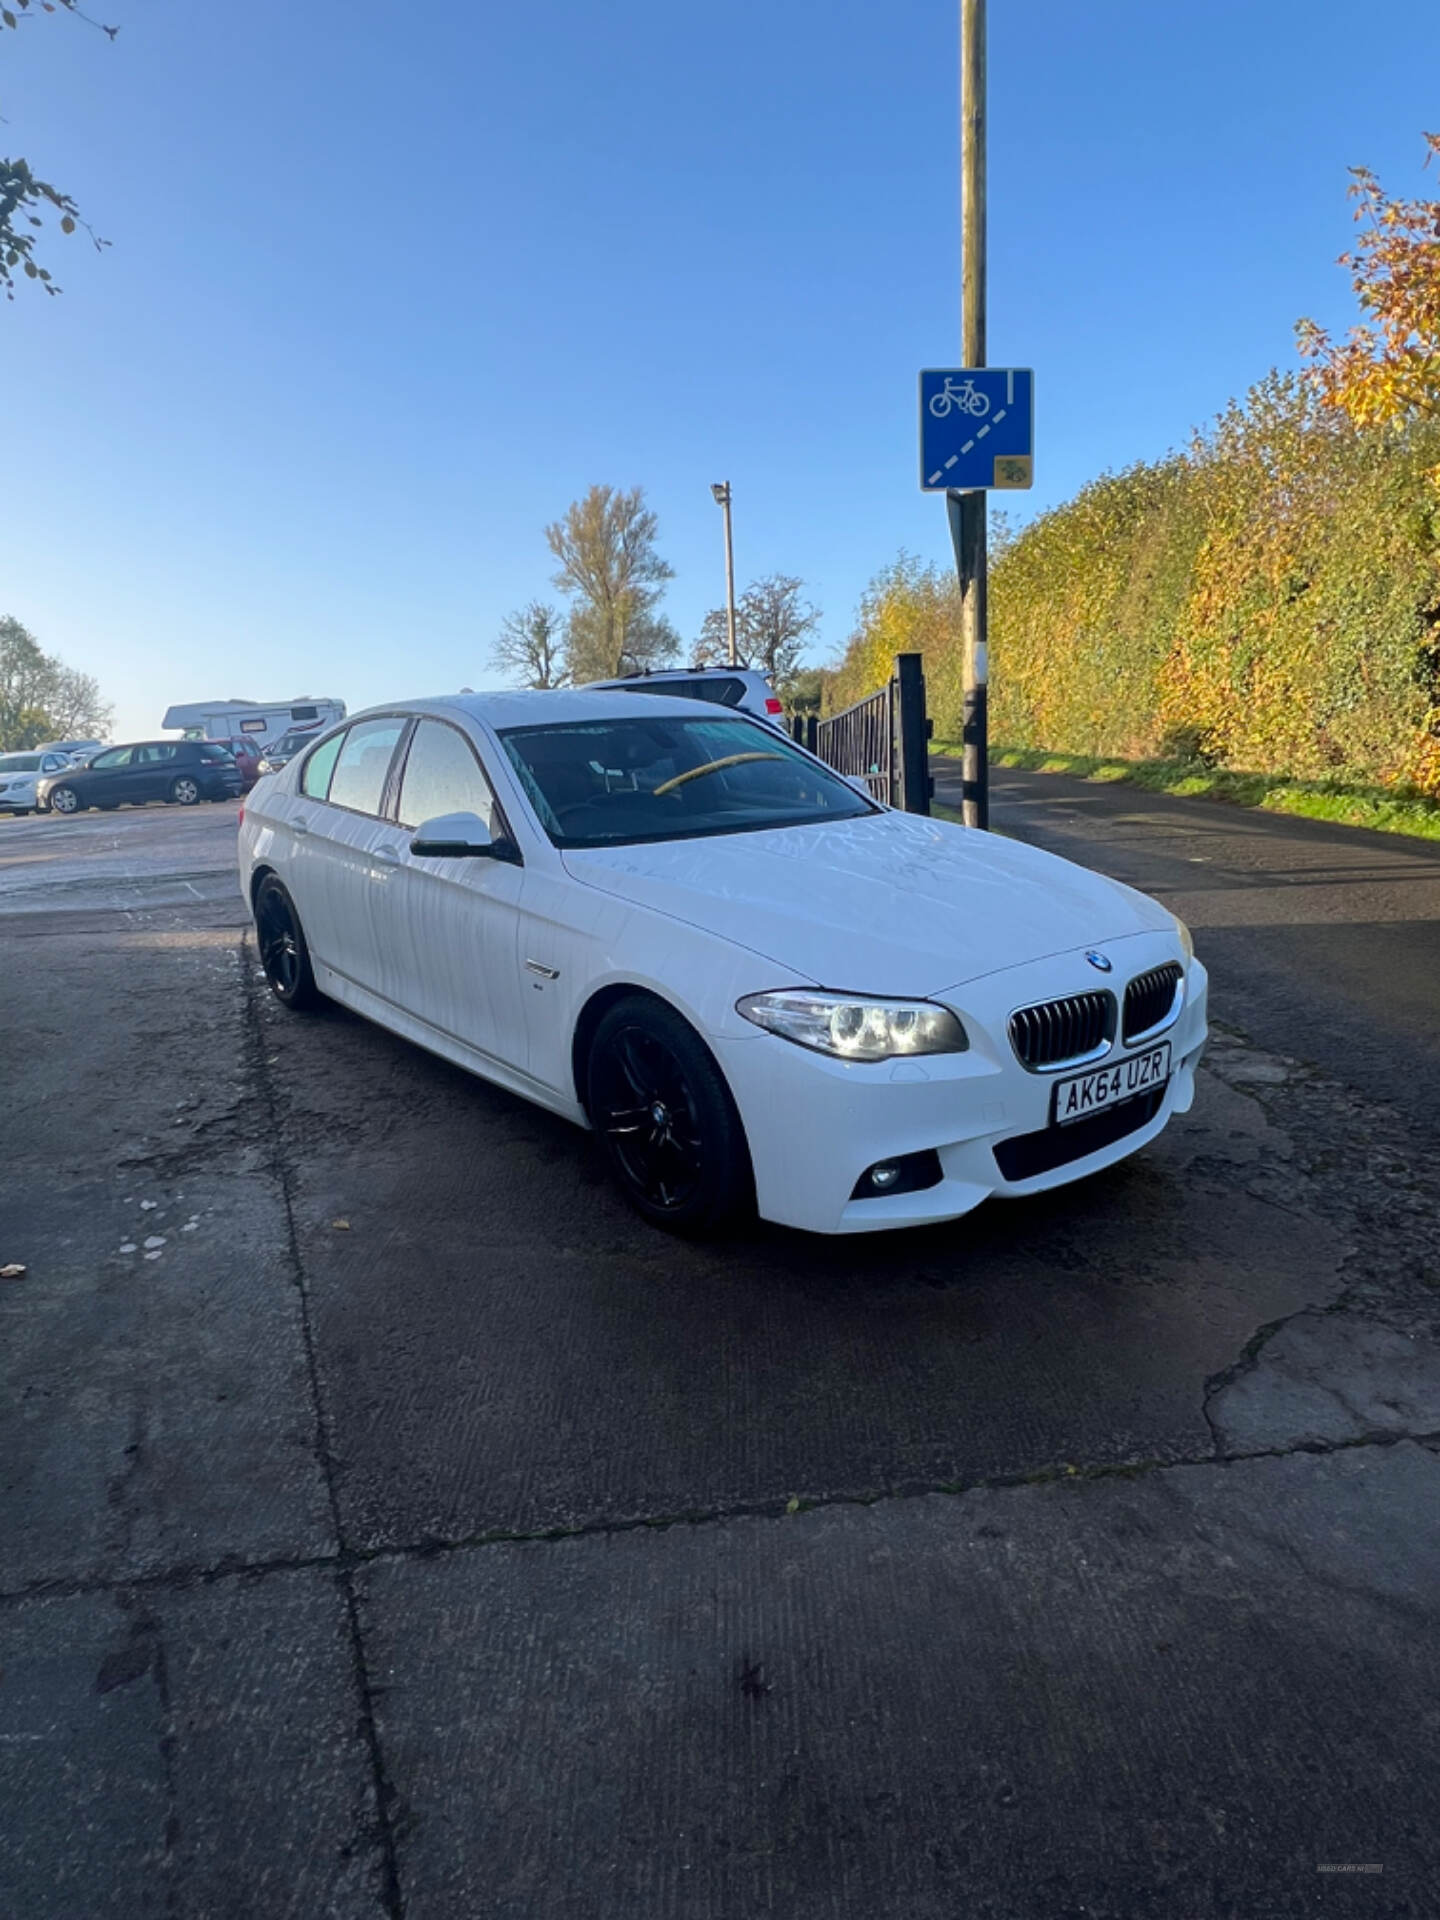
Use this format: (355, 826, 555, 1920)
(561, 810, 1175, 995)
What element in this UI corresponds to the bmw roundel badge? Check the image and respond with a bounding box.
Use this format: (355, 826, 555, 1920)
(1085, 951, 1113, 973)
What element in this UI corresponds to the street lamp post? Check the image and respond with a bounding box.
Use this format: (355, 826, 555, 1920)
(710, 481, 738, 666)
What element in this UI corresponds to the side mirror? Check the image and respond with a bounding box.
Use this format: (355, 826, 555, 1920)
(845, 772, 876, 799)
(409, 810, 521, 863)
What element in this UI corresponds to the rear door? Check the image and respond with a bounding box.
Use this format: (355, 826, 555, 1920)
(281, 716, 409, 988)
(371, 716, 529, 1068)
(131, 742, 180, 801)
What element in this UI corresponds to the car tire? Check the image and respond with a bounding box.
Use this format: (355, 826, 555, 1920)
(254, 875, 322, 1011)
(49, 786, 83, 815)
(170, 776, 201, 806)
(586, 994, 753, 1236)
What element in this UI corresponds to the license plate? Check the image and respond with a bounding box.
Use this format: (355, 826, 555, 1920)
(1052, 1043, 1170, 1126)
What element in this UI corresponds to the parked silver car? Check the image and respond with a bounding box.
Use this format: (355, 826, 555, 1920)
(0, 746, 91, 815)
(579, 665, 785, 728)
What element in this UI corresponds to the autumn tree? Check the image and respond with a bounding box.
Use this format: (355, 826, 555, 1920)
(1, 0, 114, 298)
(491, 601, 568, 689)
(781, 665, 830, 715)
(0, 615, 112, 748)
(695, 574, 821, 688)
(545, 485, 678, 682)
(1296, 132, 1440, 425)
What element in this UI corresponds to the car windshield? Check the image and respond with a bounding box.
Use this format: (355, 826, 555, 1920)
(0, 753, 42, 773)
(499, 716, 875, 850)
(271, 732, 308, 756)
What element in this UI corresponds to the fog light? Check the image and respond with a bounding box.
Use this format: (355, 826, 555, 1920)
(851, 1149, 944, 1201)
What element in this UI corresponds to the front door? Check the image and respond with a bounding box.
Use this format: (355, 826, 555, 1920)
(81, 745, 142, 805)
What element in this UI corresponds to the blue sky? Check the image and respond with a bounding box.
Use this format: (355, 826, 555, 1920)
(5, 0, 1438, 739)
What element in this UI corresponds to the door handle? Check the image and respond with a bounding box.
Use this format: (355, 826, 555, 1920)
(372, 843, 401, 866)
(292, 815, 311, 837)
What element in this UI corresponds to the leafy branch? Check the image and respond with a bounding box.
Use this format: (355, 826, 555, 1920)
(1296, 132, 1440, 427)
(1, 0, 117, 299)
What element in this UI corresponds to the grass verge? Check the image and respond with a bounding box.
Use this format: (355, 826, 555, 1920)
(932, 743, 1440, 843)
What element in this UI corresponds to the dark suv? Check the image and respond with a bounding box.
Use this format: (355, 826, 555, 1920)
(36, 741, 245, 815)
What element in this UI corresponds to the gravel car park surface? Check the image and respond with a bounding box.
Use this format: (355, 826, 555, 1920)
(2, 779, 1439, 1917)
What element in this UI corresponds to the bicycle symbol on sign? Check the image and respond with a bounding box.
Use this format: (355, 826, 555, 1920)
(928, 376, 990, 420)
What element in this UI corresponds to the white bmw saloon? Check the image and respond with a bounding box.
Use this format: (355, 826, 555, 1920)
(238, 692, 1208, 1235)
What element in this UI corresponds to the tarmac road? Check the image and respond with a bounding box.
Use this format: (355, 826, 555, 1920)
(2, 779, 1438, 1918)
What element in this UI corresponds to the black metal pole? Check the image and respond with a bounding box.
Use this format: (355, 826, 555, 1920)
(947, 489, 988, 830)
(894, 652, 931, 815)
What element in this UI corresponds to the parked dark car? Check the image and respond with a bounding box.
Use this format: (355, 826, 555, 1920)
(36, 740, 245, 815)
(256, 726, 324, 774)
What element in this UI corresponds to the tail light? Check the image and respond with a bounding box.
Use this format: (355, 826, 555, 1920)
(765, 697, 783, 714)
(237, 804, 245, 826)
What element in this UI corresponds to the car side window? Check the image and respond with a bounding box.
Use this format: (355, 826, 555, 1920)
(326, 717, 406, 816)
(302, 731, 346, 799)
(90, 748, 132, 770)
(396, 720, 500, 832)
(623, 678, 745, 707)
(135, 744, 177, 764)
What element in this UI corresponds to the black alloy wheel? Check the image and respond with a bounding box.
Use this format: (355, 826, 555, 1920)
(170, 775, 201, 806)
(587, 995, 751, 1235)
(254, 875, 320, 1010)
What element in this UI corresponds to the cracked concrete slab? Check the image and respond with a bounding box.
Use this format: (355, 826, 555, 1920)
(0, 934, 335, 1591)
(360, 1444, 1440, 1919)
(0, 1569, 386, 1918)
(1207, 1310, 1440, 1453)
(7, 784, 1440, 1919)
(260, 989, 1342, 1551)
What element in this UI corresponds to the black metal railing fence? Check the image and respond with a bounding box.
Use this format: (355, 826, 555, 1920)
(789, 653, 931, 814)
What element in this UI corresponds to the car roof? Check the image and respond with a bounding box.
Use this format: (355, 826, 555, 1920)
(339, 689, 773, 729)
(586, 665, 767, 684)
(94, 740, 190, 751)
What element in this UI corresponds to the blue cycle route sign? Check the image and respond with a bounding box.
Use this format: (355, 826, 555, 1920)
(919, 368, 1034, 492)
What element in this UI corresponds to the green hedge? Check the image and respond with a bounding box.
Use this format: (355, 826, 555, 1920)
(833, 374, 1440, 796)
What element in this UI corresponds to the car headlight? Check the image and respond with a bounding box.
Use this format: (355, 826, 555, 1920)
(1175, 916, 1195, 963)
(737, 990, 968, 1061)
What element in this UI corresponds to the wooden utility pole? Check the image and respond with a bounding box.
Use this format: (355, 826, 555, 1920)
(952, 0, 988, 829)
(711, 481, 738, 666)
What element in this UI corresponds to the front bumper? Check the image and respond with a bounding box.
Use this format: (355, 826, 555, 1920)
(714, 937, 1209, 1235)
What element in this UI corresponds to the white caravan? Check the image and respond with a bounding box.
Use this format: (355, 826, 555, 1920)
(162, 698, 346, 754)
